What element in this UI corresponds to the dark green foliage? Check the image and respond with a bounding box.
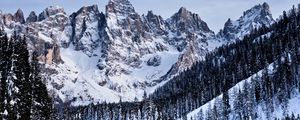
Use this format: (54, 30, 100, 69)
(0, 33, 52, 119)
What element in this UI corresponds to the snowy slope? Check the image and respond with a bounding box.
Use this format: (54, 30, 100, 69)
(186, 63, 275, 119)
(185, 62, 300, 120)
(46, 46, 122, 105)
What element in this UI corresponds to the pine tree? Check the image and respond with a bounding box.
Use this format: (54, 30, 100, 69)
(0, 33, 52, 119)
(7, 36, 19, 120)
(196, 109, 204, 120)
(31, 51, 52, 120)
(222, 91, 230, 120)
(0, 30, 9, 119)
(13, 36, 32, 120)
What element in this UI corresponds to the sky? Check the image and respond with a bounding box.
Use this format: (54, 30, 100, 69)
(0, 0, 299, 32)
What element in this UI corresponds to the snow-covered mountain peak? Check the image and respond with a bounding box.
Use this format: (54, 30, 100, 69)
(159, 7, 215, 81)
(38, 6, 66, 21)
(244, 2, 271, 16)
(177, 7, 189, 16)
(73, 5, 102, 22)
(106, 0, 135, 17)
(76, 5, 99, 15)
(241, 2, 273, 25)
(169, 7, 211, 33)
(218, 2, 274, 41)
(66, 4, 106, 55)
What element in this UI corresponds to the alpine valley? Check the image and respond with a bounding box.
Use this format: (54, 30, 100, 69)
(0, 0, 300, 119)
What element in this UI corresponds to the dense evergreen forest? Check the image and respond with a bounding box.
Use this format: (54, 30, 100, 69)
(0, 31, 52, 120)
(57, 4, 300, 120)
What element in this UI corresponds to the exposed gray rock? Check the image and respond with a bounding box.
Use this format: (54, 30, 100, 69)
(221, 18, 236, 41)
(218, 2, 274, 41)
(38, 6, 66, 21)
(2, 13, 14, 26)
(147, 55, 161, 67)
(26, 11, 37, 23)
(104, 0, 156, 77)
(68, 5, 107, 56)
(168, 7, 212, 33)
(14, 9, 25, 24)
(143, 11, 166, 35)
(106, 0, 135, 15)
(166, 7, 214, 52)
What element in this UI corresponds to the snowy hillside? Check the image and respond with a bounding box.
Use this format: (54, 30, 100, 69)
(186, 63, 274, 119)
(186, 62, 300, 120)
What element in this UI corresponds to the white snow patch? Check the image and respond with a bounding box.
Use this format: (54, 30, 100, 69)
(38, 32, 53, 43)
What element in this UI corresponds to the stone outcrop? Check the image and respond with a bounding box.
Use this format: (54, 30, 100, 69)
(26, 11, 38, 23)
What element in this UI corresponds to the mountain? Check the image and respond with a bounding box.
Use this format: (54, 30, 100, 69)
(0, 1, 274, 105)
(1, 1, 300, 119)
(163, 2, 275, 81)
(217, 2, 274, 42)
(150, 4, 300, 119)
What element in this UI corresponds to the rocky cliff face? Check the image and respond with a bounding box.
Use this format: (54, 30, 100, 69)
(0, 1, 275, 105)
(38, 6, 66, 21)
(157, 7, 215, 80)
(218, 2, 274, 42)
(24, 6, 68, 64)
(14, 9, 25, 24)
(105, 0, 152, 75)
(166, 7, 213, 51)
(26, 11, 38, 23)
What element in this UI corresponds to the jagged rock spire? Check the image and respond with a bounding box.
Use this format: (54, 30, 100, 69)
(106, 0, 135, 16)
(241, 2, 273, 25)
(219, 2, 274, 41)
(38, 6, 65, 21)
(168, 7, 212, 33)
(14, 9, 25, 24)
(26, 11, 37, 23)
(76, 4, 99, 15)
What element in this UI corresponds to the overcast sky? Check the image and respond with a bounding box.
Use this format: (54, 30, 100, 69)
(0, 0, 299, 32)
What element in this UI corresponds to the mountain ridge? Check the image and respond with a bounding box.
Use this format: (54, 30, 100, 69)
(0, 1, 274, 105)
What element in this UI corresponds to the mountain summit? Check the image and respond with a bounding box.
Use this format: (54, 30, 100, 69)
(218, 2, 274, 41)
(168, 7, 212, 33)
